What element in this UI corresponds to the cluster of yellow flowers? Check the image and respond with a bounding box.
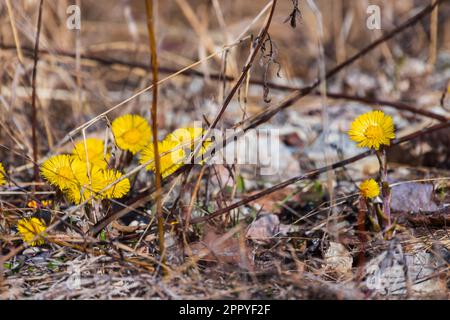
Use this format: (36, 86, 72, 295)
(40, 114, 211, 204)
(139, 127, 211, 178)
(14, 114, 212, 247)
(109, 114, 211, 178)
(348, 110, 395, 199)
(27, 199, 53, 209)
(40, 138, 130, 204)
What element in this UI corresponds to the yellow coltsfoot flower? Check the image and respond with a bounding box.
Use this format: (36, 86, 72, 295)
(27, 200, 53, 209)
(359, 179, 380, 199)
(100, 169, 130, 199)
(166, 127, 212, 158)
(40, 155, 86, 190)
(65, 165, 104, 204)
(140, 139, 186, 178)
(112, 114, 151, 154)
(72, 138, 110, 168)
(348, 110, 395, 150)
(17, 217, 47, 246)
(27, 200, 39, 209)
(0, 162, 6, 185)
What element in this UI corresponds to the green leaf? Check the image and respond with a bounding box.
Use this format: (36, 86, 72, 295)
(237, 175, 245, 193)
(99, 229, 107, 241)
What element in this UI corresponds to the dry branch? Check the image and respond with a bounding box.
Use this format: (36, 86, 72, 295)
(190, 121, 450, 224)
(145, 0, 165, 269)
(30, 0, 44, 182)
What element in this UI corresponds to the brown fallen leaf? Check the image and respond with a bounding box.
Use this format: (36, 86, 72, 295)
(246, 214, 280, 244)
(188, 224, 254, 271)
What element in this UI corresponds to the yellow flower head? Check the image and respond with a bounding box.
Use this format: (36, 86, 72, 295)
(166, 127, 212, 157)
(112, 114, 151, 154)
(17, 217, 47, 246)
(0, 162, 6, 185)
(65, 165, 104, 204)
(140, 139, 186, 178)
(42, 200, 53, 207)
(348, 110, 395, 150)
(72, 138, 110, 168)
(27, 200, 38, 209)
(100, 169, 130, 199)
(359, 179, 380, 199)
(27, 200, 53, 209)
(40, 155, 86, 190)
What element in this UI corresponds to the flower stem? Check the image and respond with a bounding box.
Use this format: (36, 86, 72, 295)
(381, 149, 391, 226)
(376, 148, 392, 236)
(356, 198, 368, 269)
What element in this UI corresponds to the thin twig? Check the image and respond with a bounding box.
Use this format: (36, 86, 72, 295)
(30, 0, 44, 182)
(75, 0, 82, 123)
(191, 0, 277, 160)
(323, 92, 448, 122)
(428, 0, 439, 67)
(5, 0, 24, 64)
(145, 0, 165, 270)
(184, 165, 207, 230)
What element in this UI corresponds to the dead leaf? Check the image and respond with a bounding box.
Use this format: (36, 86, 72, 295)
(324, 242, 353, 275)
(188, 225, 254, 271)
(246, 214, 280, 243)
(364, 240, 447, 297)
(391, 182, 441, 213)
